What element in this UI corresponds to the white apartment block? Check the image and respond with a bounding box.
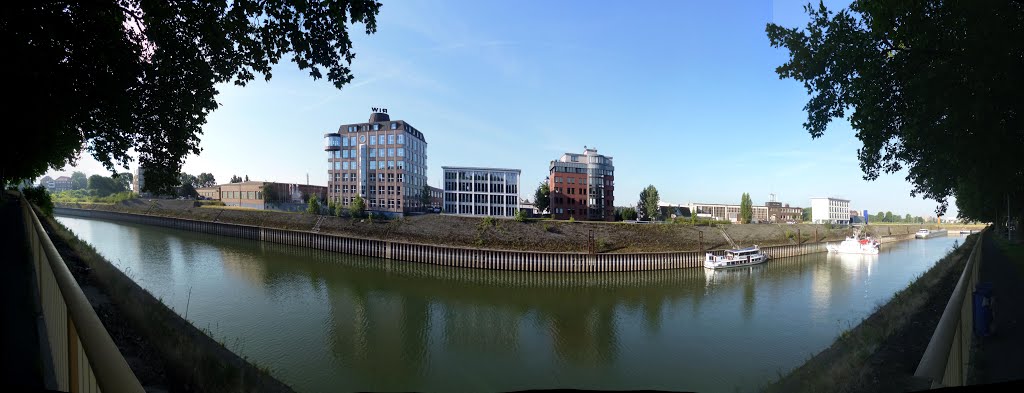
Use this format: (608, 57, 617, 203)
(810, 197, 851, 225)
(442, 167, 521, 217)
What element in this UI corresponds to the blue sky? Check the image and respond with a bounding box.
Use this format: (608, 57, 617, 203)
(55, 0, 953, 217)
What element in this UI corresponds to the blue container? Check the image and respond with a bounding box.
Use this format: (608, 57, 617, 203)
(973, 282, 994, 337)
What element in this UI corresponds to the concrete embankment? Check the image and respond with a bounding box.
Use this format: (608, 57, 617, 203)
(40, 210, 295, 393)
(58, 207, 828, 272)
(764, 233, 978, 393)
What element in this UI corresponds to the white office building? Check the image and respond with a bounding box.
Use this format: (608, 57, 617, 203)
(442, 167, 521, 217)
(810, 197, 851, 225)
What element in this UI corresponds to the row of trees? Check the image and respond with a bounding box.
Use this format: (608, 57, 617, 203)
(176, 172, 217, 197)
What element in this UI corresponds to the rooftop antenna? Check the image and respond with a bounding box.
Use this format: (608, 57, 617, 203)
(306, 173, 309, 185)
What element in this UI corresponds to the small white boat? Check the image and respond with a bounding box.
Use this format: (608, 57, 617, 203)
(916, 229, 948, 239)
(704, 246, 769, 269)
(827, 236, 880, 255)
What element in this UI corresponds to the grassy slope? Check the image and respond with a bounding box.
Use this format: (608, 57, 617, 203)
(58, 199, 980, 253)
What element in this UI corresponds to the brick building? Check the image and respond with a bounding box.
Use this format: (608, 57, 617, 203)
(198, 181, 327, 211)
(548, 147, 614, 221)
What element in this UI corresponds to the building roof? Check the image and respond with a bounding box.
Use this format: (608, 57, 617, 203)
(810, 197, 850, 201)
(441, 166, 521, 173)
(55, 176, 71, 181)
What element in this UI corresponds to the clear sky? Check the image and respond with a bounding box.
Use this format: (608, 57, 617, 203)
(52, 0, 953, 218)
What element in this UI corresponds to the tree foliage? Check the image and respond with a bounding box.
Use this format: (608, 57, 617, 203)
(306, 194, 321, 215)
(802, 207, 812, 222)
(350, 195, 366, 218)
(87, 174, 126, 197)
(70, 171, 88, 190)
(766, 1, 1024, 226)
(534, 181, 550, 214)
(230, 175, 242, 183)
(739, 192, 753, 224)
(618, 207, 638, 221)
(420, 184, 431, 208)
(637, 185, 660, 221)
(196, 173, 216, 188)
(3, 1, 382, 192)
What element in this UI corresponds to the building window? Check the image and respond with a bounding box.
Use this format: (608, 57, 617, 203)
(388, 148, 395, 157)
(388, 135, 395, 144)
(378, 148, 385, 157)
(343, 162, 350, 170)
(370, 135, 376, 145)
(373, 124, 380, 130)
(398, 161, 405, 169)
(334, 162, 341, 170)
(370, 149, 376, 157)
(370, 161, 377, 169)
(397, 134, 404, 144)
(391, 122, 398, 130)
(388, 161, 395, 169)
(360, 135, 366, 143)
(342, 150, 349, 158)
(397, 148, 404, 157)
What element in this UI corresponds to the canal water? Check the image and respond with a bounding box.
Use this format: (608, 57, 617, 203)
(56, 215, 963, 393)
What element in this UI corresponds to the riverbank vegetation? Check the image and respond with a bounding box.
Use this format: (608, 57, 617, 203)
(53, 199, 982, 254)
(38, 207, 295, 392)
(764, 234, 978, 393)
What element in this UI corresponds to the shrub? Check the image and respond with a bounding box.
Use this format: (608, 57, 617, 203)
(23, 186, 54, 216)
(482, 216, 497, 227)
(349, 195, 366, 218)
(514, 210, 527, 222)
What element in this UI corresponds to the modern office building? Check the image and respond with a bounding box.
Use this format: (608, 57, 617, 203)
(324, 109, 429, 217)
(548, 147, 615, 221)
(810, 197, 851, 225)
(442, 167, 521, 217)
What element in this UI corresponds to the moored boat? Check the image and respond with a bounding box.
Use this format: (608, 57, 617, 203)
(915, 229, 948, 239)
(704, 246, 768, 269)
(826, 236, 880, 255)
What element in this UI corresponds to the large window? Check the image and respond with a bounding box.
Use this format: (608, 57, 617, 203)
(373, 124, 380, 130)
(397, 134, 404, 144)
(370, 135, 376, 145)
(370, 161, 377, 170)
(370, 149, 376, 157)
(391, 122, 398, 130)
(388, 148, 394, 157)
(349, 136, 356, 146)
(343, 150, 349, 158)
(397, 148, 404, 157)
(388, 135, 395, 144)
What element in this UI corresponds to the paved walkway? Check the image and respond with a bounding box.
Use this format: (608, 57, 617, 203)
(0, 192, 44, 390)
(971, 230, 1024, 384)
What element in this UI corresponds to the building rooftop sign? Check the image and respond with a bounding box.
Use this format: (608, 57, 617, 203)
(371, 107, 388, 113)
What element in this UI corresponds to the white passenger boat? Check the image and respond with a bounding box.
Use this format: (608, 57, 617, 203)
(915, 229, 948, 239)
(704, 246, 769, 270)
(826, 236, 880, 255)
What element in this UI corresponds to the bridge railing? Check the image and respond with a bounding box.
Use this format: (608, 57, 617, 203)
(914, 227, 987, 388)
(20, 195, 144, 393)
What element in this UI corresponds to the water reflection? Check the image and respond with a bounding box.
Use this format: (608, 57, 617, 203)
(55, 215, 963, 393)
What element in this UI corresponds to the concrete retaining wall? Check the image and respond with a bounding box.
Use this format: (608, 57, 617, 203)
(57, 208, 833, 272)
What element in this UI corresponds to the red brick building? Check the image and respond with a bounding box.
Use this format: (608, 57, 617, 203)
(548, 147, 614, 221)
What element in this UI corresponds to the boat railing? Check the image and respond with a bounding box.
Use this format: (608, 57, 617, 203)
(913, 227, 987, 388)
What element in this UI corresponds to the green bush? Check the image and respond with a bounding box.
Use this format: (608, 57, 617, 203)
(514, 210, 527, 222)
(23, 186, 54, 216)
(482, 216, 497, 227)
